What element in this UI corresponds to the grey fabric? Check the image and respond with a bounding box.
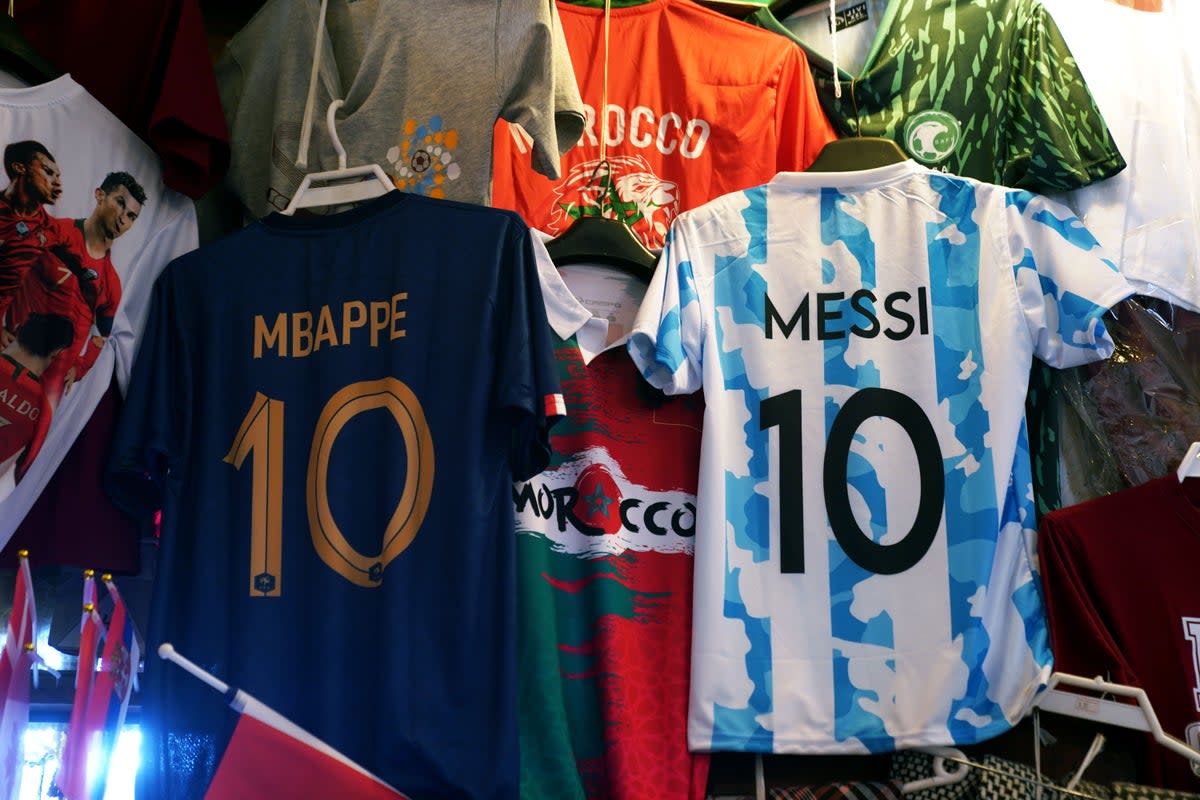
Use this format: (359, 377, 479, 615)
(217, 0, 584, 217)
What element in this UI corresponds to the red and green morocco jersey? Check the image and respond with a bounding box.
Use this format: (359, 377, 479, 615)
(515, 235, 708, 800)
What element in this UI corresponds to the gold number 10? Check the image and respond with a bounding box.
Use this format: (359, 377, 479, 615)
(224, 378, 436, 596)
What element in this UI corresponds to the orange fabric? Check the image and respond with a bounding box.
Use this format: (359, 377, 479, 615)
(1108, 0, 1161, 10)
(492, 0, 835, 250)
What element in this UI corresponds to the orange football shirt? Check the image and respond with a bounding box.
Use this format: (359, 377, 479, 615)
(492, 0, 836, 250)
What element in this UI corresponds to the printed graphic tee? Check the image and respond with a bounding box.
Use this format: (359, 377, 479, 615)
(1039, 475, 1200, 792)
(218, 0, 584, 217)
(628, 161, 1133, 753)
(515, 232, 708, 800)
(0, 74, 198, 541)
(491, 0, 836, 252)
(108, 191, 564, 799)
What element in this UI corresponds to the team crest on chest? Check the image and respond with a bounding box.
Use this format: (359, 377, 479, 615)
(903, 110, 962, 165)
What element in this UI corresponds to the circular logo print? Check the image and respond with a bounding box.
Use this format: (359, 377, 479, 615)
(903, 110, 961, 165)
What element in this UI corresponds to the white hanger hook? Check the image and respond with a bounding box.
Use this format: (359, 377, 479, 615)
(326, 98, 348, 170)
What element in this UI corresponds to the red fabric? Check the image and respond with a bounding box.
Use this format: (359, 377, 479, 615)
(55, 588, 102, 800)
(1039, 475, 1200, 792)
(15, 0, 229, 198)
(0, 557, 34, 798)
(0, 353, 44, 466)
(492, 0, 835, 251)
(0, 199, 56, 324)
(206, 714, 409, 800)
(0, 376, 141, 573)
(8, 224, 122, 381)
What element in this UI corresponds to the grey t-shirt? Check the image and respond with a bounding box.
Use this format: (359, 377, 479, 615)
(218, 0, 585, 217)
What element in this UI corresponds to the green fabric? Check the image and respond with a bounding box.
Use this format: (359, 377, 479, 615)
(749, 0, 1125, 513)
(748, 0, 1125, 192)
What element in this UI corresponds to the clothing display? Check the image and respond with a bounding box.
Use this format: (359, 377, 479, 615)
(517, 233, 707, 800)
(217, 0, 584, 218)
(1039, 475, 1200, 792)
(108, 190, 564, 799)
(0, 74, 198, 545)
(628, 160, 1132, 753)
(0, 3, 1198, 798)
(492, 0, 836, 251)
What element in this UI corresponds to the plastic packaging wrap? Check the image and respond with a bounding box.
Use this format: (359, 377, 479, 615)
(1058, 296, 1200, 506)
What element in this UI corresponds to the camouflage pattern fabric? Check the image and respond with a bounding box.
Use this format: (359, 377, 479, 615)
(749, 0, 1128, 514)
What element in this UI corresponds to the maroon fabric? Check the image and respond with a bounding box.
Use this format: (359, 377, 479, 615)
(0, 374, 141, 573)
(1039, 476, 1200, 792)
(15, 0, 228, 198)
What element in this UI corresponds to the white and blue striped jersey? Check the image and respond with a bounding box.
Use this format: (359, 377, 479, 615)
(627, 160, 1133, 754)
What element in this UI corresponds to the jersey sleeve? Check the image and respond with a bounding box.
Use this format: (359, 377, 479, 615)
(1001, 2, 1126, 193)
(774, 45, 837, 171)
(495, 0, 585, 182)
(627, 221, 704, 395)
(106, 264, 191, 517)
(1005, 190, 1134, 368)
(494, 222, 565, 482)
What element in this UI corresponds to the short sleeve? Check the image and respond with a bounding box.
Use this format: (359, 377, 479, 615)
(494, 222, 565, 481)
(627, 221, 704, 395)
(496, 0, 585, 181)
(773, 45, 837, 171)
(106, 265, 191, 517)
(1002, 3, 1126, 193)
(1005, 190, 1134, 368)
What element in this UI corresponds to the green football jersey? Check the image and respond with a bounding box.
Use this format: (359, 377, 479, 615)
(749, 0, 1125, 192)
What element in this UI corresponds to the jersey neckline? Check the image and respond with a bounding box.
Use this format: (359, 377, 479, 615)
(769, 159, 924, 191)
(259, 189, 407, 235)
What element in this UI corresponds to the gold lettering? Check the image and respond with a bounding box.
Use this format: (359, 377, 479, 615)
(314, 305, 337, 352)
(342, 301, 366, 345)
(253, 314, 287, 358)
(391, 292, 407, 340)
(369, 301, 390, 347)
(292, 311, 313, 358)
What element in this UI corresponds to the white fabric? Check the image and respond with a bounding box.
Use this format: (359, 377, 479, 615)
(0, 75, 198, 539)
(628, 161, 1133, 753)
(1043, 0, 1200, 312)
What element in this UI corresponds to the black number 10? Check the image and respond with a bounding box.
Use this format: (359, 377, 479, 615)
(760, 388, 944, 576)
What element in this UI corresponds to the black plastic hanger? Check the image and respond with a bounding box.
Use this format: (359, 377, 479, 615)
(805, 136, 908, 172)
(545, 215, 657, 283)
(0, 14, 59, 86)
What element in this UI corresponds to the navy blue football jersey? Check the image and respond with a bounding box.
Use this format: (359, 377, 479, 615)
(108, 190, 564, 799)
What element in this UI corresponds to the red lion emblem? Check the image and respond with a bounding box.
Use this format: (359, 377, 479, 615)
(549, 156, 679, 251)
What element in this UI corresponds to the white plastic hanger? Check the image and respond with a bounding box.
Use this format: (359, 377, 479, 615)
(281, 98, 395, 215)
(1176, 441, 1200, 482)
(281, 0, 394, 216)
(742, 748, 970, 800)
(1035, 672, 1200, 769)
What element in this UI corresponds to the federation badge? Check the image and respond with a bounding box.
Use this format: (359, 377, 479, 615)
(903, 110, 962, 165)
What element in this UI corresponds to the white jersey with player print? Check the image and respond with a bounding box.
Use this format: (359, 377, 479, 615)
(627, 160, 1134, 754)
